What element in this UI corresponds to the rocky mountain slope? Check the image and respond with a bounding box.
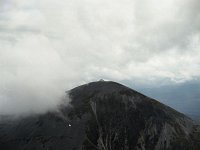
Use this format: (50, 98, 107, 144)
(0, 81, 200, 150)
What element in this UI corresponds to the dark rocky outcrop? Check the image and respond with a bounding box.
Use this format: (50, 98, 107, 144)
(0, 81, 200, 150)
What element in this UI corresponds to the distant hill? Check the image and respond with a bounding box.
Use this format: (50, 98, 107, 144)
(136, 81, 200, 121)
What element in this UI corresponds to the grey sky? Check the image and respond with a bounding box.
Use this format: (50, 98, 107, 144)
(0, 0, 200, 115)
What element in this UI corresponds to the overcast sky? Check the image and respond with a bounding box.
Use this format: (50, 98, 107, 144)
(0, 0, 200, 115)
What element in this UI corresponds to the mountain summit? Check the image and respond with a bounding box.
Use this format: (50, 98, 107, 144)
(0, 81, 200, 150)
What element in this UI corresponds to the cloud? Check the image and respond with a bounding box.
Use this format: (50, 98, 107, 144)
(0, 0, 200, 115)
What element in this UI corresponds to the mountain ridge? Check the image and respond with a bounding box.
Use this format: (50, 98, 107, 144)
(0, 81, 200, 150)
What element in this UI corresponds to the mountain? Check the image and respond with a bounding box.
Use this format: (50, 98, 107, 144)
(0, 81, 200, 150)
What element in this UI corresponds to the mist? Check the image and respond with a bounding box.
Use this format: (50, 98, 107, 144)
(0, 0, 200, 116)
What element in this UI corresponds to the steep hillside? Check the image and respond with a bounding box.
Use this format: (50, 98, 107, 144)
(0, 81, 200, 150)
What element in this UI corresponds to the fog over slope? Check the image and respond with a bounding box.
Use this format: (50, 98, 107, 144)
(0, 0, 200, 115)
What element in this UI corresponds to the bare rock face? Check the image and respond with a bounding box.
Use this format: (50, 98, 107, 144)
(0, 81, 200, 150)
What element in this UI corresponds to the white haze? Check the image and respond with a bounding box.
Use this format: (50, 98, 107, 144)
(0, 0, 200, 115)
